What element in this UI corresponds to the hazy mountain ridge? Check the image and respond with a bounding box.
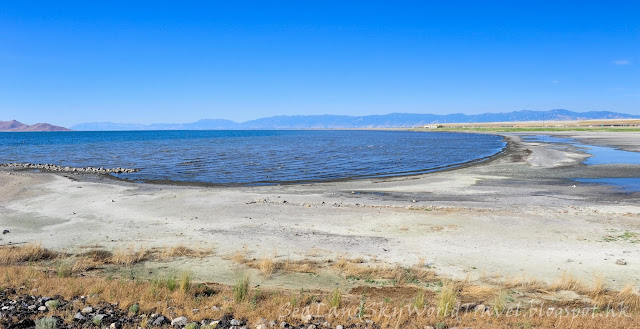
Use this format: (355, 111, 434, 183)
(0, 120, 70, 132)
(71, 110, 640, 131)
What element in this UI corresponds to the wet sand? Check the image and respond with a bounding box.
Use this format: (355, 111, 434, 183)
(1, 131, 639, 289)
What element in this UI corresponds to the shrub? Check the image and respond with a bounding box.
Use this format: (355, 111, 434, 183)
(128, 303, 139, 314)
(166, 276, 177, 291)
(35, 317, 57, 329)
(92, 314, 104, 326)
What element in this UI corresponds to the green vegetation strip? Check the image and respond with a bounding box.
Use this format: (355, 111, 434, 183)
(417, 127, 640, 132)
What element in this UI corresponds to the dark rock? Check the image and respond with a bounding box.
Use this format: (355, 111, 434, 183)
(152, 315, 168, 326)
(7, 319, 35, 329)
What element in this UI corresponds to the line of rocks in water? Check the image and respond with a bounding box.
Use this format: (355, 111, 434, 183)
(1, 163, 137, 174)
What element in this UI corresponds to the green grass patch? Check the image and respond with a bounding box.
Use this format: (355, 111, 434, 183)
(419, 127, 640, 133)
(603, 231, 639, 243)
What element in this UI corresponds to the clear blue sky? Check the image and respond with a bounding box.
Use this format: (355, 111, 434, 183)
(1, 1, 638, 127)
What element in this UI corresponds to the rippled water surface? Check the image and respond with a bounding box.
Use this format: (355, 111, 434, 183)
(0, 130, 505, 185)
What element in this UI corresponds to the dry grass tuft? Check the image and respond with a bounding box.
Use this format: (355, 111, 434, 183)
(111, 245, 149, 266)
(234, 252, 320, 276)
(328, 288, 342, 308)
(233, 273, 250, 303)
(412, 289, 427, 309)
(71, 257, 100, 273)
(259, 258, 276, 277)
(550, 271, 584, 292)
(157, 245, 213, 261)
(231, 249, 249, 264)
(616, 285, 640, 312)
(334, 262, 436, 285)
(502, 272, 546, 292)
(281, 258, 319, 274)
(437, 281, 459, 317)
(461, 285, 496, 302)
(491, 289, 508, 315)
(0, 244, 56, 265)
(591, 275, 607, 297)
(79, 249, 113, 263)
(179, 272, 192, 293)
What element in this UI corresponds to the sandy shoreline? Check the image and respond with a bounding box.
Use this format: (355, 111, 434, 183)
(1, 131, 639, 291)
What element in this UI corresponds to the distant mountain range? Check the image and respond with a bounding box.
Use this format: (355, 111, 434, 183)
(72, 110, 640, 131)
(0, 120, 70, 132)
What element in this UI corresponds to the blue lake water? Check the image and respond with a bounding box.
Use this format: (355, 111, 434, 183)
(0, 130, 506, 185)
(522, 135, 640, 192)
(575, 178, 640, 193)
(522, 135, 640, 165)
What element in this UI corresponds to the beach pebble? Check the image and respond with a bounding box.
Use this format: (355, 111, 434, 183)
(38, 306, 47, 311)
(152, 315, 169, 327)
(171, 316, 188, 326)
(81, 306, 93, 314)
(615, 259, 627, 265)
